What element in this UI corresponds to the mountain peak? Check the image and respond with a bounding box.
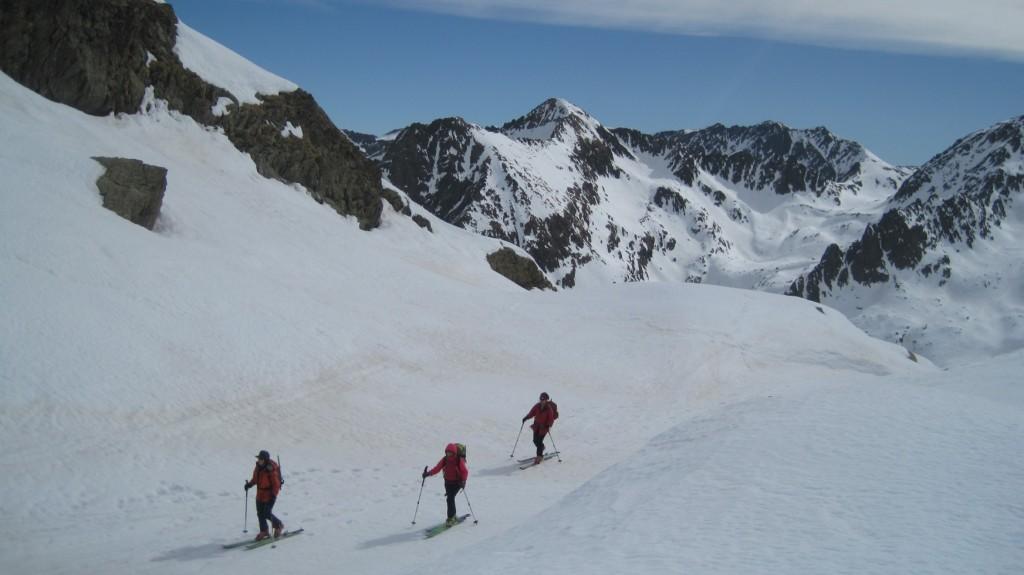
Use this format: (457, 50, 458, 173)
(500, 97, 600, 141)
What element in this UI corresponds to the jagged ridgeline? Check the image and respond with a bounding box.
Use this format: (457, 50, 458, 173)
(789, 116, 1024, 302)
(0, 0, 383, 229)
(359, 97, 908, 289)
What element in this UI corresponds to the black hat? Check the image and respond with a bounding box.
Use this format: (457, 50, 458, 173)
(539, 392, 550, 400)
(256, 450, 271, 460)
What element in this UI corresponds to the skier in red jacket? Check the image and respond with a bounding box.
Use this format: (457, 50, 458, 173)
(522, 392, 559, 464)
(423, 443, 469, 526)
(245, 450, 284, 540)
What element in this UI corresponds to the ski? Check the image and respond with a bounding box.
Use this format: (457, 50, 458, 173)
(516, 451, 559, 463)
(423, 514, 470, 539)
(518, 452, 560, 468)
(242, 528, 304, 550)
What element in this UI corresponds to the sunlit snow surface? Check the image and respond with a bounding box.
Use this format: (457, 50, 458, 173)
(1, 26, 1021, 575)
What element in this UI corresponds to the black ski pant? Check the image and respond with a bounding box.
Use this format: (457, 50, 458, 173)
(444, 481, 461, 519)
(533, 430, 548, 457)
(256, 497, 283, 533)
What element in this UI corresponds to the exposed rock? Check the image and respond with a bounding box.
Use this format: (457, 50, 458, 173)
(895, 116, 1024, 249)
(790, 116, 1022, 307)
(220, 90, 383, 230)
(380, 187, 411, 215)
(486, 247, 555, 291)
(381, 118, 486, 225)
(92, 156, 166, 229)
(0, 0, 174, 115)
(0, 0, 383, 230)
(411, 214, 432, 232)
(653, 187, 687, 214)
(366, 98, 902, 288)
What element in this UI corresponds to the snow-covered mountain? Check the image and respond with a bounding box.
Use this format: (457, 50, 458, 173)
(368, 98, 910, 290)
(360, 99, 1024, 365)
(788, 116, 1024, 362)
(3, 2, 1024, 575)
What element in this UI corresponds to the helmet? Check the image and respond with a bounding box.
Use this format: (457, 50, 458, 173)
(539, 392, 550, 401)
(256, 450, 271, 460)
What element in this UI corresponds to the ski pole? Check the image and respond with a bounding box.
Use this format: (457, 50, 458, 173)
(461, 486, 479, 524)
(510, 420, 525, 458)
(411, 466, 427, 525)
(243, 488, 249, 533)
(547, 430, 563, 462)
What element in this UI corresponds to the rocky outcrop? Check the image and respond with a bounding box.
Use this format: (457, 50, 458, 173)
(381, 118, 488, 225)
(486, 247, 555, 291)
(787, 210, 927, 301)
(894, 116, 1024, 248)
(0, 0, 230, 122)
(1, 0, 174, 115)
(220, 90, 382, 229)
(92, 156, 167, 229)
(789, 116, 1023, 304)
(0, 0, 383, 229)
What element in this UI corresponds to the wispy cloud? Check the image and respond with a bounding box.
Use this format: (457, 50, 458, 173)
(371, 0, 1024, 60)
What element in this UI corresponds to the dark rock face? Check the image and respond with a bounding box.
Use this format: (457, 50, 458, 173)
(380, 187, 411, 215)
(894, 116, 1024, 248)
(0, 0, 229, 122)
(787, 243, 845, 302)
(653, 187, 687, 214)
(380, 118, 487, 225)
(220, 90, 383, 230)
(411, 214, 433, 232)
(659, 123, 868, 199)
(0, 0, 383, 229)
(92, 156, 167, 229)
(486, 247, 555, 291)
(788, 116, 1023, 304)
(787, 210, 927, 300)
(0, 0, 175, 116)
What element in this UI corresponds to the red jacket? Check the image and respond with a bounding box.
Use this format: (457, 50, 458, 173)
(426, 443, 469, 483)
(250, 460, 281, 502)
(525, 401, 559, 434)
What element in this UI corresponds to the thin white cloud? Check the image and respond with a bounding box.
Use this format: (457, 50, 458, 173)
(374, 0, 1024, 60)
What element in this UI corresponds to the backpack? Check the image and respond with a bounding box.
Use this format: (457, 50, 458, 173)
(455, 443, 467, 460)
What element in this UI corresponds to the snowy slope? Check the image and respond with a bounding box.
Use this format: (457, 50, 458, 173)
(2, 12, 1022, 575)
(173, 21, 297, 105)
(424, 352, 1024, 575)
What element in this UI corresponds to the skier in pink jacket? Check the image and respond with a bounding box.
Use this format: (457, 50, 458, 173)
(423, 443, 469, 526)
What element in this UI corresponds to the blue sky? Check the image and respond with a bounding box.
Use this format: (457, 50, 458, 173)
(169, 0, 1024, 166)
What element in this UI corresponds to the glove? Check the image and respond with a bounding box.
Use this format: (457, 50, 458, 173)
(522, 416, 528, 423)
(422, 471, 428, 478)
(244, 481, 252, 491)
(459, 481, 466, 489)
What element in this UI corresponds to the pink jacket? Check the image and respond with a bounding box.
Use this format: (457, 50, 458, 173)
(426, 443, 469, 483)
(525, 401, 559, 434)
